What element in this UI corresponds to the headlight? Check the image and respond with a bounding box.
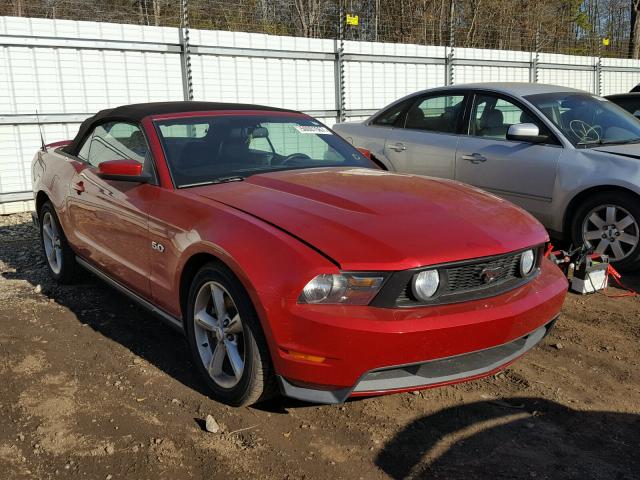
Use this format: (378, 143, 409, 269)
(412, 269, 440, 301)
(520, 249, 535, 276)
(299, 273, 385, 305)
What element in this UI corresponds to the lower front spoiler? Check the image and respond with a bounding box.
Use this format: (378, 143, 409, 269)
(277, 317, 557, 404)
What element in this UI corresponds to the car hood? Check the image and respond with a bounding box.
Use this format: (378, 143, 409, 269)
(191, 168, 548, 271)
(591, 143, 640, 159)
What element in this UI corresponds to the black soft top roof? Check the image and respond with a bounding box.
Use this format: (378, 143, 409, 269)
(65, 101, 300, 155)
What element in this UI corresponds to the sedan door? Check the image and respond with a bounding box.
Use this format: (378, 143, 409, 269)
(66, 122, 156, 297)
(455, 92, 563, 227)
(383, 92, 467, 179)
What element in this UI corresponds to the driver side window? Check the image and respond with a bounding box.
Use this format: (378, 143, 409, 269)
(84, 122, 150, 168)
(469, 94, 553, 143)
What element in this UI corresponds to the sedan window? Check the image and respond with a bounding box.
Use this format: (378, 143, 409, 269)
(470, 94, 542, 140)
(404, 94, 464, 133)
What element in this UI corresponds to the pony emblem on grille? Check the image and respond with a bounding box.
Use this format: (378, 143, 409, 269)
(480, 266, 504, 283)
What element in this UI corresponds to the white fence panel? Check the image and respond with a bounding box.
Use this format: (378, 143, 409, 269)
(189, 29, 336, 113)
(343, 41, 446, 111)
(2, 16, 640, 213)
(454, 48, 531, 84)
(601, 58, 640, 95)
(537, 53, 597, 93)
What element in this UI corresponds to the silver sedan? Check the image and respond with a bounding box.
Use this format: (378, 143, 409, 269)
(334, 83, 640, 271)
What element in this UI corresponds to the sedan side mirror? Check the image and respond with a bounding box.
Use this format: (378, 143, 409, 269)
(97, 159, 151, 182)
(506, 123, 548, 144)
(633, 110, 640, 119)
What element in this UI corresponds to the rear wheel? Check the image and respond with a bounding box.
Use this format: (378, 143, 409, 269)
(39, 202, 77, 283)
(571, 191, 640, 272)
(185, 262, 274, 406)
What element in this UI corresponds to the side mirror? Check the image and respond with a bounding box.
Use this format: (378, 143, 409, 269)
(633, 110, 640, 119)
(97, 159, 150, 182)
(506, 123, 548, 144)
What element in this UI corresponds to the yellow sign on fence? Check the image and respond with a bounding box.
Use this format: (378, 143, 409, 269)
(602, 38, 610, 46)
(346, 14, 359, 26)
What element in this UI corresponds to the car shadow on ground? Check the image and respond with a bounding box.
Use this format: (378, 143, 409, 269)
(376, 397, 639, 479)
(0, 217, 215, 399)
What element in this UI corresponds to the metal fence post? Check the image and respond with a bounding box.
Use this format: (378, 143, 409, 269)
(445, 0, 455, 85)
(530, 30, 539, 83)
(595, 57, 602, 95)
(335, 5, 346, 123)
(179, 0, 194, 101)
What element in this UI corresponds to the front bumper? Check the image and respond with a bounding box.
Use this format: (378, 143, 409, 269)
(277, 318, 556, 403)
(257, 258, 567, 404)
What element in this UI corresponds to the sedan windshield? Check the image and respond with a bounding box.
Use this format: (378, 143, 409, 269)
(155, 115, 374, 187)
(524, 92, 640, 147)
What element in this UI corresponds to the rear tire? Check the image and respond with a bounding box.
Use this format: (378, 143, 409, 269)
(570, 191, 640, 272)
(39, 202, 77, 283)
(185, 262, 275, 406)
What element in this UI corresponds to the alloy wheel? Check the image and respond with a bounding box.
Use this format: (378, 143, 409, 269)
(581, 204, 639, 262)
(42, 212, 63, 275)
(193, 281, 245, 389)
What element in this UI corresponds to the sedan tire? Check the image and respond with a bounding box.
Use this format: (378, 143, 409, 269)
(571, 191, 640, 272)
(185, 262, 275, 406)
(39, 201, 77, 283)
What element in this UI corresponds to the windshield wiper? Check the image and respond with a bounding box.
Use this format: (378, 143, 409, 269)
(598, 138, 640, 146)
(179, 175, 245, 188)
(578, 137, 640, 147)
(211, 175, 245, 184)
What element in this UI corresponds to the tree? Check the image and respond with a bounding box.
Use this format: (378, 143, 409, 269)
(630, 0, 640, 57)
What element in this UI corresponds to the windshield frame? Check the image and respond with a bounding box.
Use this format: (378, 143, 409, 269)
(524, 92, 640, 148)
(151, 111, 377, 188)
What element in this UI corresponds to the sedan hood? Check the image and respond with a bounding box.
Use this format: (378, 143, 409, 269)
(591, 143, 640, 159)
(191, 168, 547, 270)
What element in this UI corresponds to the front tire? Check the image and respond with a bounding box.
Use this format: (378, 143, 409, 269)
(571, 191, 640, 272)
(39, 202, 77, 283)
(185, 262, 274, 406)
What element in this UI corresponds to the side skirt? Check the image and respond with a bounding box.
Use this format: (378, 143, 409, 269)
(75, 256, 184, 334)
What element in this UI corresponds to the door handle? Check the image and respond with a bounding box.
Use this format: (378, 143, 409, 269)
(388, 142, 406, 152)
(461, 153, 487, 164)
(72, 181, 85, 194)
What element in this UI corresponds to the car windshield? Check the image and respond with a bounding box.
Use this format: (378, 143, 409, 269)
(154, 114, 374, 187)
(524, 92, 640, 147)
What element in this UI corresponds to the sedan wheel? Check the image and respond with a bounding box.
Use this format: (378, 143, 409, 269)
(193, 281, 245, 389)
(582, 204, 639, 262)
(572, 192, 640, 272)
(185, 262, 275, 406)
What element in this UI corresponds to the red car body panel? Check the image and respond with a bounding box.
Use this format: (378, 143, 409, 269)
(193, 168, 546, 271)
(31, 106, 568, 403)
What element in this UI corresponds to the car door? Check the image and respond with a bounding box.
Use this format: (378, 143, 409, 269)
(383, 92, 467, 179)
(66, 121, 157, 297)
(454, 92, 563, 227)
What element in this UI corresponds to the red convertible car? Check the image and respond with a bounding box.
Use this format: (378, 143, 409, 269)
(32, 102, 567, 406)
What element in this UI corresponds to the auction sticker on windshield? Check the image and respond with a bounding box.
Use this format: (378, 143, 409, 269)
(295, 125, 332, 134)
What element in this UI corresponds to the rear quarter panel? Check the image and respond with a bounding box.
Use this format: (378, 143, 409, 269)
(32, 148, 79, 240)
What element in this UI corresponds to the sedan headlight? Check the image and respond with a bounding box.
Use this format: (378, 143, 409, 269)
(299, 273, 386, 305)
(412, 269, 440, 301)
(520, 249, 535, 276)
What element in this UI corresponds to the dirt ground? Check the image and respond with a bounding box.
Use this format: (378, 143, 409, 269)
(0, 212, 638, 480)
